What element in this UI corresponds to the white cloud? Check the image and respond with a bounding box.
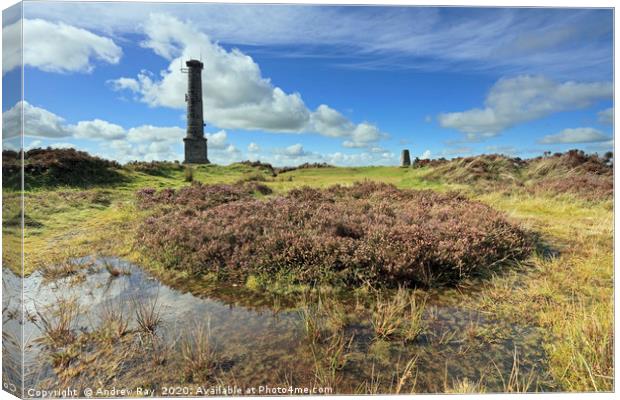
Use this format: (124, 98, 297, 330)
(101, 138, 181, 163)
(225, 144, 240, 154)
(113, 14, 309, 132)
(278, 143, 306, 157)
(309, 104, 352, 137)
(205, 130, 228, 149)
(420, 150, 431, 159)
(3, 18, 122, 74)
(3, 101, 73, 139)
(48, 142, 76, 149)
(126, 125, 184, 143)
(1, 101, 186, 163)
(108, 77, 140, 92)
(111, 14, 386, 147)
(438, 75, 612, 139)
(25, 140, 43, 150)
(369, 146, 387, 153)
(248, 142, 260, 152)
(72, 119, 125, 140)
(539, 127, 610, 144)
(310, 105, 386, 148)
(598, 107, 613, 125)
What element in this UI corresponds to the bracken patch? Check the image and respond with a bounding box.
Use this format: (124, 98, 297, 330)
(135, 182, 534, 286)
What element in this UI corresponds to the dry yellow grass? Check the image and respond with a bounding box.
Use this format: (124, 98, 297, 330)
(468, 192, 613, 391)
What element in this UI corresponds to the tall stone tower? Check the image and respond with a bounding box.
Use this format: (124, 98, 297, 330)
(183, 59, 209, 164)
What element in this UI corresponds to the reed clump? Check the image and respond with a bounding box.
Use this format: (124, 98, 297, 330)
(371, 288, 427, 341)
(134, 296, 162, 335)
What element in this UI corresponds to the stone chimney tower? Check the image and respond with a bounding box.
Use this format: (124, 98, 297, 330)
(183, 59, 209, 164)
(400, 149, 411, 167)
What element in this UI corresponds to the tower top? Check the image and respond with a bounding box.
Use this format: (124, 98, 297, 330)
(186, 59, 204, 69)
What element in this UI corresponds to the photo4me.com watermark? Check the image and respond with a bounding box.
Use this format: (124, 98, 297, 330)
(25, 385, 334, 397)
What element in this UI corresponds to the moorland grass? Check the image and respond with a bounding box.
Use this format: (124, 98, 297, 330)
(461, 191, 613, 391)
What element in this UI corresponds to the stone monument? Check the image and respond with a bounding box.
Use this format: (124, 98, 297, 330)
(183, 59, 209, 164)
(400, 149, 411, 167)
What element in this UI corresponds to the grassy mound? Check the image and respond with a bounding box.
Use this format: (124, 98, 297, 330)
(524, 150, 612, 200)
(425, 154, 526, 186)
(136, 182, 534, 287)
(234, 160, 277, 177)
(2, 148, 124, 189)
(423, 150, 612, 201)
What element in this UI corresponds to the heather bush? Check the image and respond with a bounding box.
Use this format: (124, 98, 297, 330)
(277, 162, 334, 174)
(136, 182, 254, 210)
(529, 175, 613, 201)
(3, 148, 124, 189)
(125, 160, 181, 176)
(136, 182, 534, 286)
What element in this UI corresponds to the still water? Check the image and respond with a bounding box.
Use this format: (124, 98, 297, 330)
(2, 257, 553, 395)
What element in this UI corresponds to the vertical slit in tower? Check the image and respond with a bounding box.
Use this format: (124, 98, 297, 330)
(183, 59, 209, 164)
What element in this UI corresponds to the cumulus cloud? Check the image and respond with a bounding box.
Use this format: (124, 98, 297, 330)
(438, 75, 612, 139)
(273, 143, 307, 157)
(1, 101, 186, 162)
(111, 14, 309, 132)
(3, 18, 122, 74)
(110, 14, 386, 148)
(3, 101, 72, 139)
(205, 130, 228, 149)
(225, 144, 240, 154)
(538, 127, 610, 144)
(72, 119, 125, 140)
(248, 142, 260, 152)
(598, 107, 613, 125)
(25, 140, 42, 150)
(126, 125, 184, 144)
(420, 150, 431, 159)
(108, 77, 140, 92)
(105, 140, 181, 162)
(48, 142, 76, 149)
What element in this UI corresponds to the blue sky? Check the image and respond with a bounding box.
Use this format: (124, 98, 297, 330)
(2, 3, 614, 165)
